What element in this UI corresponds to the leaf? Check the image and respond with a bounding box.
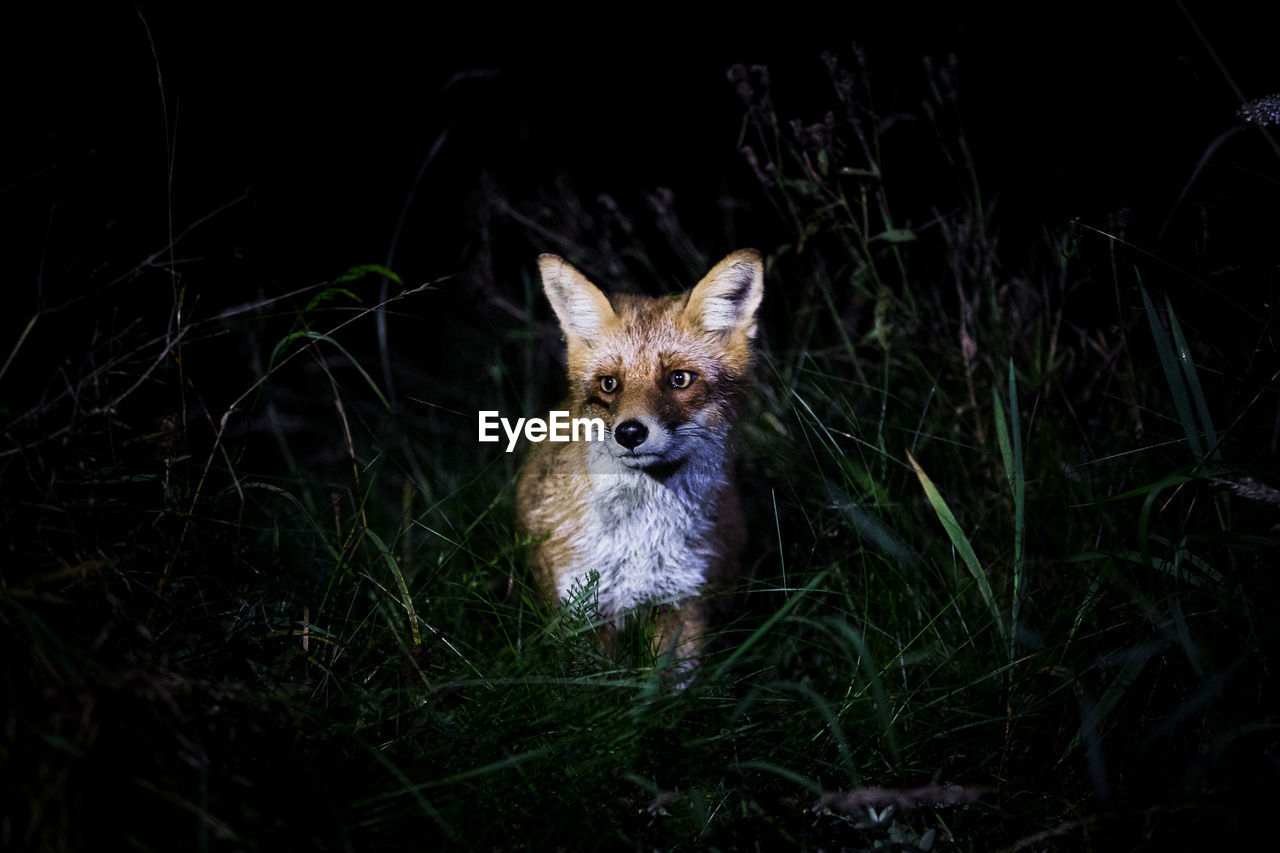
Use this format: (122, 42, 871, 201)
(364, 527, 420, 647)
(268, 330, 391, 411)
(303, 286, 361, 314)
(1140, 275, 1205, 462)
(332, 263, 404, 286)
(1164, 291, 1219, 461)
(992, 359, 1026, 660)
(907, 452, 1007, 641)
(870, 228, 917, 244)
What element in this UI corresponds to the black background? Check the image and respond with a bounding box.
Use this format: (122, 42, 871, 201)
(4, 2, 1271, 303)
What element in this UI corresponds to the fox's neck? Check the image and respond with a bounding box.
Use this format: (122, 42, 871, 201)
(584, 437, 733, 504)
(567, 439, 734, 614)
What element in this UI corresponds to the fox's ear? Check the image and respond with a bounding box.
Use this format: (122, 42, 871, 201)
(538, 254, 617, 341)
(684, 249, 764, 339)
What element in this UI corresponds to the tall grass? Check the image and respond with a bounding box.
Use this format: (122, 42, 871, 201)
(4, 38, 1278, 853)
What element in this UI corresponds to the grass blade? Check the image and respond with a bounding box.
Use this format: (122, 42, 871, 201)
(1164, 291, 1220, 461)
(907, 452, 1007, 642)
(363, 527, 421, 648)
(1140, 275, 1205, 462)
(993, 358, 1026, 660)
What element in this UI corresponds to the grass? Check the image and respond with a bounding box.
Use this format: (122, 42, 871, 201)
(4, 34, 1279, 853)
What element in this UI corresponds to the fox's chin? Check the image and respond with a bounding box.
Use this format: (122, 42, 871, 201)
(616, 451, 663, 468)
(614, 450, 684, 474)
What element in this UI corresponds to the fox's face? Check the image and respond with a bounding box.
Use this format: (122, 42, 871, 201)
(538, 251, 764, 474)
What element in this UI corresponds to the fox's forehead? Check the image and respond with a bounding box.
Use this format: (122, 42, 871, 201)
(592, 326, 715, 371)
(608, 291, 688, 325)
(571, 293, 720, 373)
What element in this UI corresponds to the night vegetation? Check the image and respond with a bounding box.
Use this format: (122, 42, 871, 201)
(3, 9, 1277, 851)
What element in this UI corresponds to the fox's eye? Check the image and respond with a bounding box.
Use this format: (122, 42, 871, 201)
(668, 370, 696, 389)
(599, 376, 618, 393)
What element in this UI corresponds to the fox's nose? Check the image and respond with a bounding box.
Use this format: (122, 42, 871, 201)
(614, 419, 649, 450)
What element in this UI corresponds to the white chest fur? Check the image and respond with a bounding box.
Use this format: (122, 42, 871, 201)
(555, 442, 728, 615)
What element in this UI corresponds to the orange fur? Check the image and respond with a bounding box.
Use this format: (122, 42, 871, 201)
(517, 250, 764, 679)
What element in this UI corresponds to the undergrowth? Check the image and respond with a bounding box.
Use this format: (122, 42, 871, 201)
(4, 34, 1278, 853)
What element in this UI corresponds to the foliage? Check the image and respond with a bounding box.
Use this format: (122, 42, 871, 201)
(4, 34, 1278, 853)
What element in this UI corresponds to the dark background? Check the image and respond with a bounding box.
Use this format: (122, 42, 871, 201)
(3, 6, 1276, 848)
(4, 2, 1270, 306)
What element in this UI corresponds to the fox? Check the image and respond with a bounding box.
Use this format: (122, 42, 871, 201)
(516, 249, 764, 679)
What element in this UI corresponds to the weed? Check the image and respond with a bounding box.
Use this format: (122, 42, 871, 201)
(4, 27, 1278, 853)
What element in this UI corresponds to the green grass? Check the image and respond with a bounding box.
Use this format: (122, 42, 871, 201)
(4, 41, 1279, 852)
